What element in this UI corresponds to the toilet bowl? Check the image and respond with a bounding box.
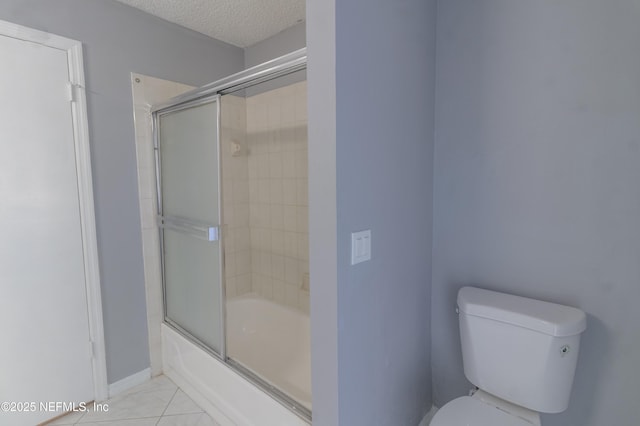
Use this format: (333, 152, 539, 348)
(430, 390, 540, 426)
(429, 287, 586, 426)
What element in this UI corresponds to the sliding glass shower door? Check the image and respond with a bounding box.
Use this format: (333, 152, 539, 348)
(155, 97, 225, 356)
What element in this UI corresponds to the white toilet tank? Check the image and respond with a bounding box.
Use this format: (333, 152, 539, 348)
(457, 287, 587, 414)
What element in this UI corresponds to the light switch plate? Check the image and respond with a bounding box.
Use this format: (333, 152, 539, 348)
(351, 230, 371, 265)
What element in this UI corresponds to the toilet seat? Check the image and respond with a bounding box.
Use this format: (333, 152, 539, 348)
(430, 396, 533, 426)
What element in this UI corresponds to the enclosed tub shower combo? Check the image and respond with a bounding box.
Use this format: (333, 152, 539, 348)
(152, 50, 310, 424)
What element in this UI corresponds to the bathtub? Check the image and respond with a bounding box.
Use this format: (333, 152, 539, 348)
(161, 294, 311, 426)
(227, 294, 311, 410)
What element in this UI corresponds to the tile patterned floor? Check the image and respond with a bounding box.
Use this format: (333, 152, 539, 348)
(48, 376, 219, 426)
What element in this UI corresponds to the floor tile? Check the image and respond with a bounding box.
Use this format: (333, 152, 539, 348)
(78, 391, 175, 423)
(47, 409, 85, 425)
(164, 389, 204, 416)
(78, 418, 159, 426)
(122, 375, 178, 396)
(78, 377, 177, 423)
(52, 376, 218, 426)
(157, 412, 220, 426)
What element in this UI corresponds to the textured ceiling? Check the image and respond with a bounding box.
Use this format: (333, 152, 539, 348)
(115, 0, 305, 48)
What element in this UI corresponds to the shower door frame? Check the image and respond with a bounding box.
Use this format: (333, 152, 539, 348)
(152, 48, 310, 421)
(153, 94, 226, 360)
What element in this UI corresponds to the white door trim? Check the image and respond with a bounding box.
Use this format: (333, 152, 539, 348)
(0, 19, 108, 401)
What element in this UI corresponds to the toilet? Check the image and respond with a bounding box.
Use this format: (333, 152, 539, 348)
(431, 286, 587, 426)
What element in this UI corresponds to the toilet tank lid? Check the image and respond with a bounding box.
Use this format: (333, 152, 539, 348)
(457, 287, 587, 337)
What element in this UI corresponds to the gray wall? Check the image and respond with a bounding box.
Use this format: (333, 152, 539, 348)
(334, 0, 437, 424)
(243, 22, 306, 96)
(244, 21, 306, 68)
(432, 1, 640, 425)
(0, 0, 244, 384)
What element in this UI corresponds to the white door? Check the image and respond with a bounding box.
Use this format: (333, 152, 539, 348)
(0, 26, 96, 425)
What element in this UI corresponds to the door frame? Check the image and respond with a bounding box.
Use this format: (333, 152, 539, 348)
(0, 19, 108, 401)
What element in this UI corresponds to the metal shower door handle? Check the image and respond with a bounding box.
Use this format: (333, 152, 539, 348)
(157, 215, 219, 241)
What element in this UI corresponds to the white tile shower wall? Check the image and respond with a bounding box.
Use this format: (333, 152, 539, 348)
(246, 81, 309, 313)
(220, 95, 252, 299)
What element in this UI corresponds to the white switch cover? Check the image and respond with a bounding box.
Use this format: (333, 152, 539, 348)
(351, 230, 371, 265)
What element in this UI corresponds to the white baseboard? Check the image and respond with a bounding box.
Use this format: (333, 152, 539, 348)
(108, 368, 151, 398)
(419, 405, 438, 426)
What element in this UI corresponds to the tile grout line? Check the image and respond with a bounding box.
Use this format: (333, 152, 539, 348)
(73, 379, 175, 425)
(77, 415, 162, 424)
(56, 377, 209, 425)
(72, 407, 85, 425)
(156, 387, 180, 424)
